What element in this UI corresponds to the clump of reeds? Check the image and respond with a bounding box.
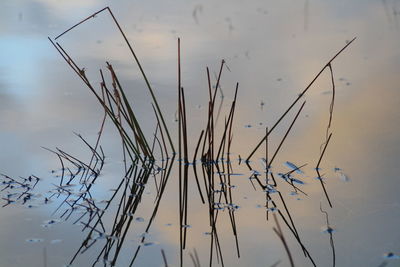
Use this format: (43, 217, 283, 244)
(0, 6, 356, 267)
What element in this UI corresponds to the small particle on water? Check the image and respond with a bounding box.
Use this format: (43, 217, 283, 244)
(321, 226, 336, 234)
(41, 219, 61, 228)
(143, 241, 159, 247)
(135, 217, 145, 222)
(291, 178, 305, 185)
(227, 204, 240, 210)
(44, 219, 60, 224)
(26, 238, 44, 243)
(50, 239, 63, 244)
(383, 252, 400, 259)
(165, 223, 172, 227)
(204, 232, 212, 235)
(244, 124, 252, 128)
(277, 78, 282, 82)
(284, 161, 304, 174)
(182, 224, 192, 228)
(265, 184, 278, 193)
(267, 207, 278, 213)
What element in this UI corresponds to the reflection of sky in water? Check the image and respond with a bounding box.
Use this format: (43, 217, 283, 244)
(1, 0, 400, 266)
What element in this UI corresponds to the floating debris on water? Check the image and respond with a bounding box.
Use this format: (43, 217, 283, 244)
(41, 219, 61, 228)
(135, 217, 145, 222)
(214, 203, 225, 210)
(264, 185, 278, 194)
(26, 238, 44, 243)
(260, 100, 265, 110)
(267, 207, 279, 213)
(383, 252, 400, 259)
(291, 178, 305, 185)
(227, 204, 240, 210)
(284, 161, 304, 174)
(142, 241, 159, 247)
(321, 226, 336, 234)
(333, 167, 342, 172)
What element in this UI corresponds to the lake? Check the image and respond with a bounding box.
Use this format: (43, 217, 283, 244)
(1, 0, 400, 266)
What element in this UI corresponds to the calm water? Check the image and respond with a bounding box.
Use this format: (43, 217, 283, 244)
(1, 0, 400, 266)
